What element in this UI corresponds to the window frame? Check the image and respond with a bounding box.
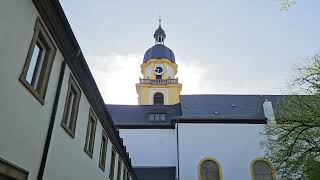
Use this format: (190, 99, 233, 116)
(116, 158, 122, 180)
(99, 130, 108, 171)
(153, 92, 164, 105)
(19, 17, 56, 104)
(123, 167, 127, 180)
(250, 157, 276, 180)
(61, 75, 81, 138)
(198, 157, 223, 180)
(109, 148, 116, 180)
(126, 171, 130, 180)
(0, 157, 29, 180)
(148, 113, 166, 121)
(84, 108, 97, 158)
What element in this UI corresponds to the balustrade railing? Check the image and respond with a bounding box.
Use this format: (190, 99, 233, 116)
(139, 78, 179, 84)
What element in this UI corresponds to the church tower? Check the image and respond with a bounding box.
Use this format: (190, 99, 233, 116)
(136, 20, 182, 105)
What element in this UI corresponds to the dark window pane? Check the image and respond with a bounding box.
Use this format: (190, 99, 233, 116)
(126, 171, 130, 180)
(85, 119, 92, 151)
(85, 116, 96, 155)
(64, 89, 74, 127)
(123, 168, 127, 180)
(200, 160, 220, 180)
(253, 160, 273, 180)
(0, 174, 15, 180)
(117, 160, 122, 180)
(153, 92, 164, 105)
(99, 135, 107, 169)
(109, 150, 116, 179)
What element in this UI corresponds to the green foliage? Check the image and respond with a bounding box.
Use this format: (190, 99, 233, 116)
(280, 0, 296, 11)
(305, 160, 320, 180)
(262, 53, 320, 180)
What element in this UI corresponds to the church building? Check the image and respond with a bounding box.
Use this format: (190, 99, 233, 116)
(107, 21, 281, 180)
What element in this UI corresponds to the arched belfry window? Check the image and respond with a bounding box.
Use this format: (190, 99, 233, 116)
(251, 158, 275, 180)
(198, 158, 222, 180)
(153, 92, 164, 105)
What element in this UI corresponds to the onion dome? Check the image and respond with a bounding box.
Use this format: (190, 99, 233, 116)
(143, 44, 175, 63)
(143, 19, 175, 63)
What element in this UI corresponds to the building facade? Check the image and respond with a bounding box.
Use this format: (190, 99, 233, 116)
(0, 0, 136, 179)
(108, 22, 281, 180)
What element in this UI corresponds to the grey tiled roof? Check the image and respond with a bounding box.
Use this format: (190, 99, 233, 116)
(106, 104, 181, 126)
(134, 167, 176, 180)
(107, 94, 284, 125)
(180, 94, 283, 119)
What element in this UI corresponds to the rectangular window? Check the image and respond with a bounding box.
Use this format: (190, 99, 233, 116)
(149, 114, 155, 121)
(116, 159, 122, 180)
(99, 131, 108, 171)
(109, 148, 116, 180)
(148, 113, 166, 121)
(123, 168, 127, 180)
(126, 172, 130, 180)
(84, 109, 97, 157)
(19, 18, 56, 104)
(61, 75, 81, 138)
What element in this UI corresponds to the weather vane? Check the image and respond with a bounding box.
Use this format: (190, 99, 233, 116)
(158, 9, 162, 26)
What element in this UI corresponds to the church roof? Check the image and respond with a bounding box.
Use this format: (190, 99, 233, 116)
(143, 44, 175, 63)
(180, 94, 282, 119)
(106, 94, 285, 128)
(134, 167, 176, 180)
(106, 104, 181, 128)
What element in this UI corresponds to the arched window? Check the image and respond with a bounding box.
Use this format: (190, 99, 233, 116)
(198, 158, 222, 180)
(251, 158, 275, 180)
(153, 92, 164, 105)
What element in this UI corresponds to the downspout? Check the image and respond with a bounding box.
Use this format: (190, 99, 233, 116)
(37, 60, 66, 180)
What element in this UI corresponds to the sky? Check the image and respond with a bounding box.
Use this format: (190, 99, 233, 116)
(60, 0, 320, 104)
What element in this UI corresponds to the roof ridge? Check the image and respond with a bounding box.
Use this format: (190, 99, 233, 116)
(181, 94, 284, 96)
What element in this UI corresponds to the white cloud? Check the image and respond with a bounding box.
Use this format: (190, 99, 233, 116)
(86, 53, 142, 104)
(86, 52, 291, 105)
(86, 53, 211, 104)
(178, 57, 208, 94)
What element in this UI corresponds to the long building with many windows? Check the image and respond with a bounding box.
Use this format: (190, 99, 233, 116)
(0, 0, 136, 179)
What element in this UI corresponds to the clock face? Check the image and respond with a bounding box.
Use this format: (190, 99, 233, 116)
(154, 65, 164, 75)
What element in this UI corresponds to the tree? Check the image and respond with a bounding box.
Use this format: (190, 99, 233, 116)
(262, 53, 320, 180)
(280, 0, 296, 11)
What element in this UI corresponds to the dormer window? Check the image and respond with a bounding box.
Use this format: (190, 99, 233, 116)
(149, 113, 166, 121)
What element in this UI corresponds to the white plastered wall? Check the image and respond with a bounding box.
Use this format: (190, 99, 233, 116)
(178, 123, 266, 180)
(119, 129, 177, 167)
(0, 0, 63, 179)
(43, 67, 126, 180)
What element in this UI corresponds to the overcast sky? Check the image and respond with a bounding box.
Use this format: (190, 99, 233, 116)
(60, 0, 320, 104)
